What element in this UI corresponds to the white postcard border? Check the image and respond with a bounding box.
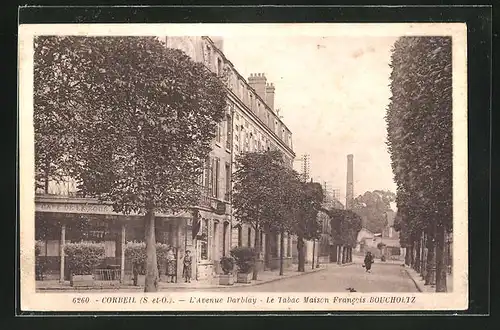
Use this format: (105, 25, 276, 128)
(18, 23, 468, 312)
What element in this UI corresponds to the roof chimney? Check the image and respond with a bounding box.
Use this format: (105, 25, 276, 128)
(248, 73, 267, 102)
(265, 82, 275, 111)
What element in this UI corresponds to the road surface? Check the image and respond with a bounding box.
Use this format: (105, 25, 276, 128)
(223, 262, 418, 292)
(160, 262, 418, 293)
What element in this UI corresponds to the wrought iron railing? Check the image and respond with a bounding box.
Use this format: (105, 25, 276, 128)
(93, 269, 121, 281)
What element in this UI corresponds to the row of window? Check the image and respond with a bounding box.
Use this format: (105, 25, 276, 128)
(212, 105, 293, 168)
(204, 41, 292, 149)
(198, 157, 231, 201)
(198, 219, 230, 261)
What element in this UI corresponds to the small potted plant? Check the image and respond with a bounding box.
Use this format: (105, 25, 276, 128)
(230, 246, 256, 284)
(219, 256, 235, 285)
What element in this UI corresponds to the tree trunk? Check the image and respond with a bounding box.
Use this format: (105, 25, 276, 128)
(404, 245, 411, 266)
(409, 244, 414, 267)
(435, 223, 447, 292)
(425, 230, 436, 285)
(144, 208, 159, 292)
(297, 235, 305, 272)
(279, 230, 285, 275)
(336, 245, 341, 265)
(252, 225, 261, 281)
(420, 232, 426, 280)
(414, 237, 421, 273)
(420, 232, 429, 280)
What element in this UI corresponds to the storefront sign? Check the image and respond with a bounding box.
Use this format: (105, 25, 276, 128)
(36, 202, 115, 215)
(36, 200, 190, 217)
(214, 201, 226, 215)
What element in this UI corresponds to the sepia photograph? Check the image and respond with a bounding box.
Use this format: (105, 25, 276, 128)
(19, 23, 468, 312)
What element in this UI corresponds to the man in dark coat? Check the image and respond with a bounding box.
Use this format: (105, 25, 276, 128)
(364, 252, 374, 273)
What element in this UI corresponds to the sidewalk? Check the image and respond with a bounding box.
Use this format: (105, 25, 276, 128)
(403, 266, 454, 293)
(36, 263, 336, 291)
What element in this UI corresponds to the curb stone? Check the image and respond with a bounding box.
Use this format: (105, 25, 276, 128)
(236, 267, 327, 288)
(403, 269, 423, 292)
(36, 267, 327, 291)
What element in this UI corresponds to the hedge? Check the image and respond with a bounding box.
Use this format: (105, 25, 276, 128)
(64, 242, 106, 275)
(125, 241, 171, 275)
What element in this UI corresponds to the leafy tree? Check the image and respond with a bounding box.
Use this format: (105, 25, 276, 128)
(34, 37, 86, 193)
(34, 36, 227, 292)
(232, 150, 290, 280)
(386, 36, 452, 291)
(291, 181, 324, 272)
(322, 207, 361, 263)
(352, 190, 396, 233)
(265, 166, 302, 275)
(325, 208, 362, 248)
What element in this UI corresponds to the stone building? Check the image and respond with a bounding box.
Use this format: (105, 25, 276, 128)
(35, 36, 295, 284)
(165, 36, 296, 271)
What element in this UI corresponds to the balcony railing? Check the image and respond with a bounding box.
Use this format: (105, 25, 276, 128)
(198, 185, 213, 209)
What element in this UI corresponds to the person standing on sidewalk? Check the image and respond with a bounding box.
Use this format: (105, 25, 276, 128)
(364, 252, 374, 273)
(182, 250, 192, 283)
(165, 247, 176, 283)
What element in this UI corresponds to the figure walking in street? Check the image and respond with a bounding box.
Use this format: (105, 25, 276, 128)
(182, 250, 192, 283)
(165, 246, 176, 283)
(364, 251, 374, 273)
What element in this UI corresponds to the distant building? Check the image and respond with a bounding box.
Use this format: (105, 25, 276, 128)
(355, 210, 403, 260)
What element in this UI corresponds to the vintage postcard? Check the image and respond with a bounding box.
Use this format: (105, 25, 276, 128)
(19, 23, 468, 312)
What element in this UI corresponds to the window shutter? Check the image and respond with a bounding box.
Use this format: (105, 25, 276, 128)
(215, 158, 220, 198)
(210, 158, 215, 197)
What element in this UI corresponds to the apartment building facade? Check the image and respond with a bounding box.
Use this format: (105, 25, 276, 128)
(165, 36, 296, 271)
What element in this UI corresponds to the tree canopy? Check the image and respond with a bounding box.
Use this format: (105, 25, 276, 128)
(386, 36, 452, 236)
(232, 150, 290, 231)
(34, 36, 228, 292)
(352, 190, 396, 233)
(324, 208, 362, 248)
(293, 181, 324, 241)
(386, 36, 452, 291)
(34, 36, 227, 214)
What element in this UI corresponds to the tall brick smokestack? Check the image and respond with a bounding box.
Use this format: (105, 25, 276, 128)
(346, 154, 354, 210)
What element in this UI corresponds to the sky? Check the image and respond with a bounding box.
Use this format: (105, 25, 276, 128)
(223, 36, 398, 204)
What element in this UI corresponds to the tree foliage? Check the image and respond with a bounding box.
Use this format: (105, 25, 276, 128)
(386, 36, 452, 232)
(292, 181, 324, 241)
(386, 36, 453, 291)
(34, 36, 227, 213)
(232, 151, 290, 231)
(34, 36, 227, 291)
(352, 190, 396, 233)
(324, 208, 362, 248)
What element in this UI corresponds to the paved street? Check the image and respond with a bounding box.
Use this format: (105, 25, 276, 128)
(226, 263, 418, 293)
(36, 262, 418, 293)
(159, 262, 418, 293)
